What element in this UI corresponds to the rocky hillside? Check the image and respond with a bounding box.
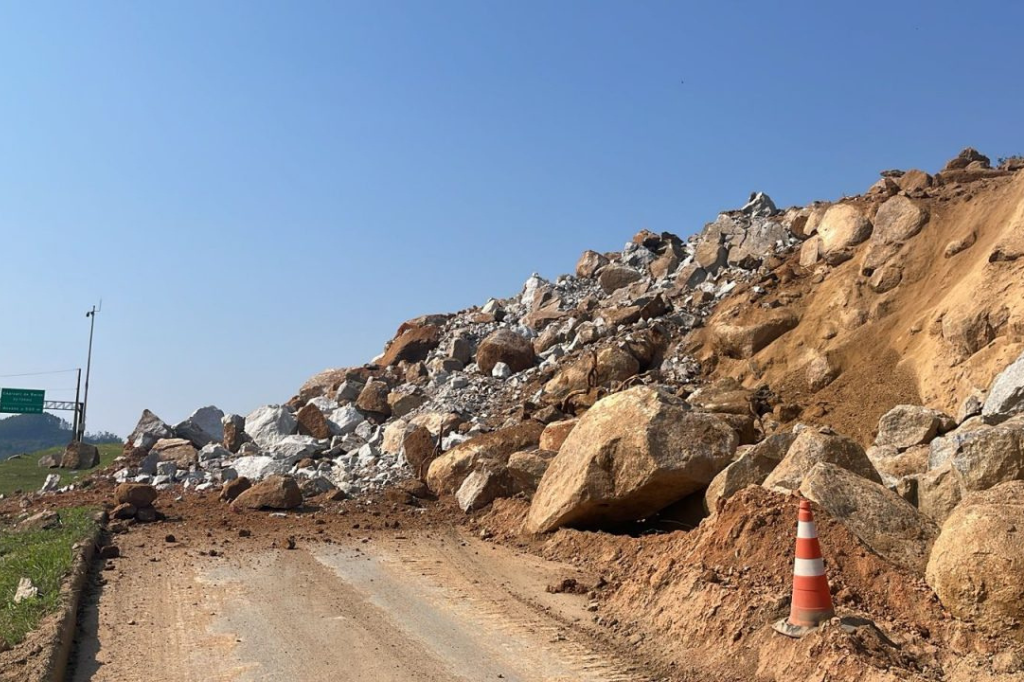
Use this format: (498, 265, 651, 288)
(108, 148, 1024, 680)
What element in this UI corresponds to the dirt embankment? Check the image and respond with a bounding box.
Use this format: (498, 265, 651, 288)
(699, 172, 1024, 445)
(481, 487, 1024, 681)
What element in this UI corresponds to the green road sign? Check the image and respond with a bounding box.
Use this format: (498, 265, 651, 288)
(0, 388, 45, 414)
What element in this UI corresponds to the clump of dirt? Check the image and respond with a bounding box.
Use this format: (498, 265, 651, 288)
(482, 487, 1024, 681)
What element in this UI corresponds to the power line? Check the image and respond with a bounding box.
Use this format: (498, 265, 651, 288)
(0, 368, 79, 379)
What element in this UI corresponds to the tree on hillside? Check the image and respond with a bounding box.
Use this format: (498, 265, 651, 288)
(0, 413, 121, 460)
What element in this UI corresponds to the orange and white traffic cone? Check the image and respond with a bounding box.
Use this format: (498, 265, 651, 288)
(773, 498, 835, 637)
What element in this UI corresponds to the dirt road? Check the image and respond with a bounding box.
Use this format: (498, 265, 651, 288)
(70, 521, 648, 682)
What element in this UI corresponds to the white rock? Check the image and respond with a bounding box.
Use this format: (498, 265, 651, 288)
(442, 432, 471, 451)
(14, 577, 39, 603)
(492, 362, 512, 379)
(328, 405, 364, 436)
(482, 298, 505, 315)
(177, 405, 225, 445)
(983, 351, 1024, 422)
(265, 435, 322, 463)
(355, 421, 375, 441)
(520, 274, 548, 309)
(231, 455, 292, 480)
(335, 381, 363, 403)
(309, 396, 339, 414)
(199, 443, 232, 461)
(245, 405, 297, 449)
(238, 441, 262, 457)
(40, 474, 61, 493)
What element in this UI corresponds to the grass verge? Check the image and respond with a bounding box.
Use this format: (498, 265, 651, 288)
(0, 506, 98, 648)
(0, 444, 121, 497)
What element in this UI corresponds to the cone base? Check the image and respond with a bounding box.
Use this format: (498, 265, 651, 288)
(772, 617, 823, 639)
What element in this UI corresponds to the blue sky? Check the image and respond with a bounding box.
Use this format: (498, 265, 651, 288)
(1, 1, 1021, 436)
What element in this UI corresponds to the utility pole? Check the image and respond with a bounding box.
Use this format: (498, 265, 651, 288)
(73, 368, 82, 441)
(82, 304, 100, 441)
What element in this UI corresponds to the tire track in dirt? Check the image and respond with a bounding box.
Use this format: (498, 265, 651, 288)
(70, 523, 650, 681)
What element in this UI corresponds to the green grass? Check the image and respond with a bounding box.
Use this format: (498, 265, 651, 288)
(0, 506, 98, 647)
(0, 444, 121, 497)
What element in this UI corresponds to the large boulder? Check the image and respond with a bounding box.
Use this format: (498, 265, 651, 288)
(295, 403, 332, 439)
(917, 462, 964, 525)
(687, 380, 753, 415)
(539, 419, 578, 452)
(456, 467, 511, 513)
(897, 169, 933, 192)
(526, 387, 737, 533)
(245, 405, 298, 449)
(875, 405, 951, 450)
(799, 236, 821, 268)
(231, 455, 292, 481)
(381, 419, 410, 454)
(387, 387, 427, 418)
(799, 463, 937, 574)
(576, 250, 609, 278)
(409, 411, 463, 437)
(220, 477, 252, 502)
(355, 380, 392, 419)
(928, 417, 992, 468)
(866, 445, 929, 486)
(982, 350, 1024, 422)
(871, 195, 928, 245)
(328, 405, 364, 436)
(37, 452, 61, 469)
(542, 346, 639, 401)
(127, 409, 175, 450)
(115, 483, 158, 508)
(711, 311, 799, 359)
(762, 427, 881, 491)
(383, 421, 436, 475)
(704, 433, 795, 512)
(60, 441, 100, 470)
(926, 481, 1024, 638)
(232, 475, 303, 510)
(941, 147, 990, 171)
(508, 449, 556, 496)
(426, 421, 545, 495)
(598, 264, 643, 294)
(943, 422, 1024, 492)
(146, 438, 198, 470)
(174, 406, 225, 449)
(380, 325, 441, 367)
(817, 204, 873, 257)
(265, 435, 322, 463)
(476, 330, 536, 375)
(400, 425, 437, 476)
(221, 413, 247, 453)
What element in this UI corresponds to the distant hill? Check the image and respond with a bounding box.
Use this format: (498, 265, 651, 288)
(0, 413, 121, 461)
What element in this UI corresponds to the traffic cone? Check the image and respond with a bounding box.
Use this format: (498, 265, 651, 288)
(773, 498, 835, 637)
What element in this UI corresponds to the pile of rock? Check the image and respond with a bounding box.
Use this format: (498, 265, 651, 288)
(108, 191, 811, 506)
(112, 483, 160, 523)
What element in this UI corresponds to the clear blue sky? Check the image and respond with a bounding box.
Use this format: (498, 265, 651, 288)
(1, 1, 1021, 437)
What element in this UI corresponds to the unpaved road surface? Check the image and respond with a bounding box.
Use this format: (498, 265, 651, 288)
(70, 521, 648, 682)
